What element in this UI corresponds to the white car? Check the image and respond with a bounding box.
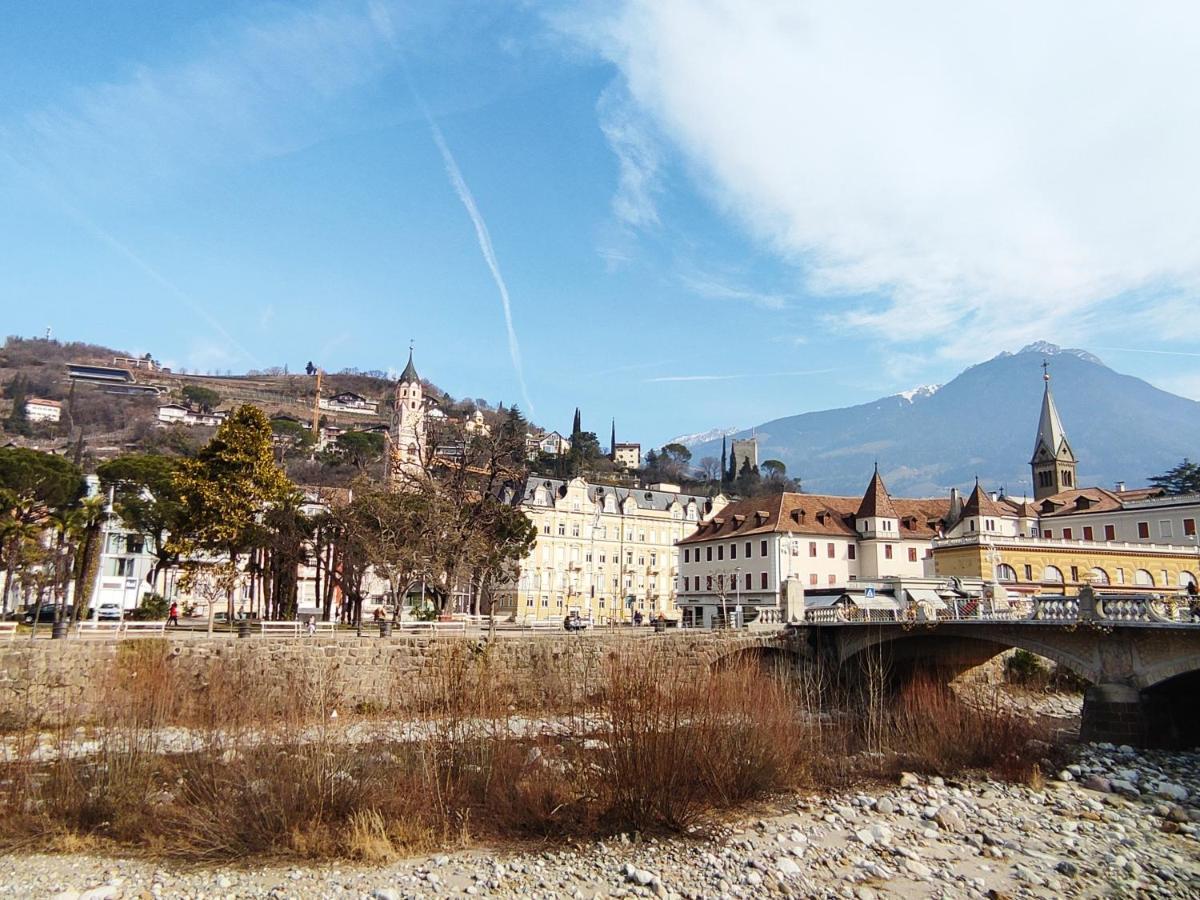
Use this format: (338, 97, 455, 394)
(96, 603, 122, 621)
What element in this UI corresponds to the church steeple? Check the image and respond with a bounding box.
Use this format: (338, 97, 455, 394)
(399, 347, 419, 384)
(1030, 361, 1077, 500)
(610, 419, 617, 459)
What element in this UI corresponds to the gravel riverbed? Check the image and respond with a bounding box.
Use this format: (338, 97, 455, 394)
(4, 743, 1197, 900)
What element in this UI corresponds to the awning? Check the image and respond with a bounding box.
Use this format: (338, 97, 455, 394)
(905, 588, 947, 610)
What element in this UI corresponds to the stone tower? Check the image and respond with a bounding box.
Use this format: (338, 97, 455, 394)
(387, 349, 426, 484)
(1030, 362, 1077, 501)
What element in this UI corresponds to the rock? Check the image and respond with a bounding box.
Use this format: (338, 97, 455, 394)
(854, 827, 876, 846)
(79, 889, 119, 900)
(371, 890, 400, 900)
(874, 797, 894, 815)
(743, 870, 763, 887)
(1057, 770, 1073, 782)
(1055, 861, 1078, 877)
(1081, 775, 1111, 793)
(934, 805, 963, 832)
(899, 772, 920, 788)
(903, 858, 932, 880)
(1155, 782, 1189, 802)
(777, 858, 801, 879)
(1110, 779, 1141, 799)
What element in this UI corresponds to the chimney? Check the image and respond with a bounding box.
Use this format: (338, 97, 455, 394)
(1115, 481, 1126, 493)
(989, 491, 998, 502)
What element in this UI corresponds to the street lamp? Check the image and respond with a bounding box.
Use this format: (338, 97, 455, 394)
(734, 566, 742, 629)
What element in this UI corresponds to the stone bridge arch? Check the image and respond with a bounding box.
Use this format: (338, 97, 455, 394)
(833, 625, 1104, 685)
(700, 633, 800, 671)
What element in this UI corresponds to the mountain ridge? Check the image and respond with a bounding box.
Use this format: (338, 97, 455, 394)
(683, 343, 1200, 497)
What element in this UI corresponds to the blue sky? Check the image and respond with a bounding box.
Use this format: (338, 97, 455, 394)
(2, 1, 1198, 446)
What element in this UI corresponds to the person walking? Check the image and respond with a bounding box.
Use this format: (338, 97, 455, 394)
(167, 601, 179, 628)
(306, 616, 316, 637)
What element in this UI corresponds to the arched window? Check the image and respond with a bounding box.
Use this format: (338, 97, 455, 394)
(995, 563, 1017, 582)
(1042, 565, 1064, 584)
(1089, 567, 1109, 585)
(1177, 571, 1196, 588)
(1134, 569, 1154, 586)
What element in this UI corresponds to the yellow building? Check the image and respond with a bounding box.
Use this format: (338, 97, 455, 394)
(933, 534, 1199, 595)
(497, 476, 727, 623)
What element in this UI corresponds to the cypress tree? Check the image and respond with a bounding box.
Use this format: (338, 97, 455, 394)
(720, 436, 727, 486)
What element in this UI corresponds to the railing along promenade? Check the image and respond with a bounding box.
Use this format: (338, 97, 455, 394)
(803, 590, 1200, 627)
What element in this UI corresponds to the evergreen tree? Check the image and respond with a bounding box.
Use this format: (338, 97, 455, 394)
(720, 436, 728, 486)
(1149, 458, 1200, 495)
(571, 407, 581, 438)
(4, 376, 30, 437)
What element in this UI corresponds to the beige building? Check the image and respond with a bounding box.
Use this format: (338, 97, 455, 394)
(613, 442, 641, 469)
(498, 477, 727, 624)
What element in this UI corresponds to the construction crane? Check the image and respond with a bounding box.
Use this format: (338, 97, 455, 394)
(311, 366, 323, 440)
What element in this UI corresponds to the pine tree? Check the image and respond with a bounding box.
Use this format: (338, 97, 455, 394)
(720, 436, 728, 486)
(571, 407, 581, 438)
(4, 376, 30, 437)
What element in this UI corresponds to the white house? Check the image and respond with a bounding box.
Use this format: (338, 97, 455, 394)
(25, 398, 62, 423)
(318, 391, 379, 416)
(676, 469, 949, 627)
(157, 404, 225, 427)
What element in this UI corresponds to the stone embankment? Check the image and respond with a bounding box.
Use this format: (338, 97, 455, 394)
(6, 744, 1197, 899)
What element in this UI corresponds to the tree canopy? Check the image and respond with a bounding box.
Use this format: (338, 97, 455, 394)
(1149, 458, 1200, 496)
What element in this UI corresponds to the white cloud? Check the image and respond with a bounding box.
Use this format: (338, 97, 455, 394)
(680, 271, 787, 310)
(559, 1, 1200, 358)
(597, 81, 662, 231)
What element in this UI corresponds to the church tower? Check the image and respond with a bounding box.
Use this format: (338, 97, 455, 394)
(387, 349, 426, 484)
(1030, 362, 1077, 500)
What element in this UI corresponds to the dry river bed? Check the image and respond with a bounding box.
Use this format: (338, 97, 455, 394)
(2, 743, 1197, 900)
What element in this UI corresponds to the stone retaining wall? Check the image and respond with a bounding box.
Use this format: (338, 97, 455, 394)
(0, 631, 793, 724)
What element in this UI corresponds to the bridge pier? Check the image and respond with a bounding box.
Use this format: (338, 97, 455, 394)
(1079, 683, 1144, 746)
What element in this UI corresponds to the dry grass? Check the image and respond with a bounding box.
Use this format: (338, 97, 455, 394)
(0, 643, 1057, 860)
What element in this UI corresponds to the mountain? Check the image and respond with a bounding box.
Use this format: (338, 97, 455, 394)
(667, 425, 741, 446)
(684, 343, 1200, 497)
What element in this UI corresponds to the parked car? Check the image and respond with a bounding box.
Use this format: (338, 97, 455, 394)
(96, 603, 122, 622)
(22, 604, 58, 624)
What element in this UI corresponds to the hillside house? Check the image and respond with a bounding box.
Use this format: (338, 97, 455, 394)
(318, 391, 379, 416)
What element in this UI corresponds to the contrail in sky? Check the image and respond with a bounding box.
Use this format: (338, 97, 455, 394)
(424, 120, 535, 416)
(1093, 346, 1200, 359)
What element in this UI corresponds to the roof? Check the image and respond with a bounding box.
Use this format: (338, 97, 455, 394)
(1031, 376, 1073, 463)
(399, 350, 419, 384)
(856, 466, 899, 519)
(519, 476, 715, 514)
(960, 481, 1010, 520)
(679, 491, 950, 544)
(1036, 485, 1166, 518)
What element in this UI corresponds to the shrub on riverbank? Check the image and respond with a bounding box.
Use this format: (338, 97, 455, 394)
(0, 646, 1057, 859)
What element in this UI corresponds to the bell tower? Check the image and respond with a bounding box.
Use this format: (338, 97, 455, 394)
(387, 347, 426, 484)
(1030, 361, 1077, 500)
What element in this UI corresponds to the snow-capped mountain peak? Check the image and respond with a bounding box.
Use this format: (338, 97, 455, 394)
(896, 384, 941, 403)
(669, 426, 740, 447)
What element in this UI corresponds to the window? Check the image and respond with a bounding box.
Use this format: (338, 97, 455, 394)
(884, 544, 893, 559)
(827, 542, 835, 558)
(683, 548, 690, 563)
(809, 542, 817, 557)
(1043, 529, 1053, 539)
(706, 576, 712, 591)
(996, 564, 1017, 582)
(1082, 526, 1093, 541)
(1089, 567, 1109, 585)
(125, 535, 145, 554)
(109, 558, 134, 577)
(809, 573, 818, 585)
(1180, 571, 1197, 589)
(745, 541, 752, 557)
(1042, 565, 1064, 583)
(1024, 564, 1033, 581)
(1134, 569, 1154, 586)
(706, 547, 713, 562)
(585, 552, 592, 563)
(907, 547, 918, 562)
(1185, 519, 1197, 537)
(650, 553, 657, 567)
(760, 572, 768, 589)
(1104, 524, 1116, 541)
(744, 573, 751, 590)
(848, 545, 856, 560)
(730, 543, 737, 560)
(760, 540, 767, 557)
(557, 523, 565, 536)
(828, 574, 836, 585)
(1070, 566, 1079, 582)
(572, 524, 580, 537)
(1062, 528, 1073, 540)
(717, 546, 724, 561)
(1159, 520, 1173, 539)
(1137, 521, 1150, 539)
(543, 523, 550, 534)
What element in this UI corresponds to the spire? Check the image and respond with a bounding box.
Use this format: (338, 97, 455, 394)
(856, 466, 899, 519)
(399, 348, 419, 384)
(961, 479, 1007, 519)
(1031, 362, 1070, 462)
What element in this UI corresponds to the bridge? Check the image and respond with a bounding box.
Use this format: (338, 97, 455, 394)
(790, 587, 1200, 748)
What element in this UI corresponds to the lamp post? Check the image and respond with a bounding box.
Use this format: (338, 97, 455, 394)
(734, 566, 742, 629)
